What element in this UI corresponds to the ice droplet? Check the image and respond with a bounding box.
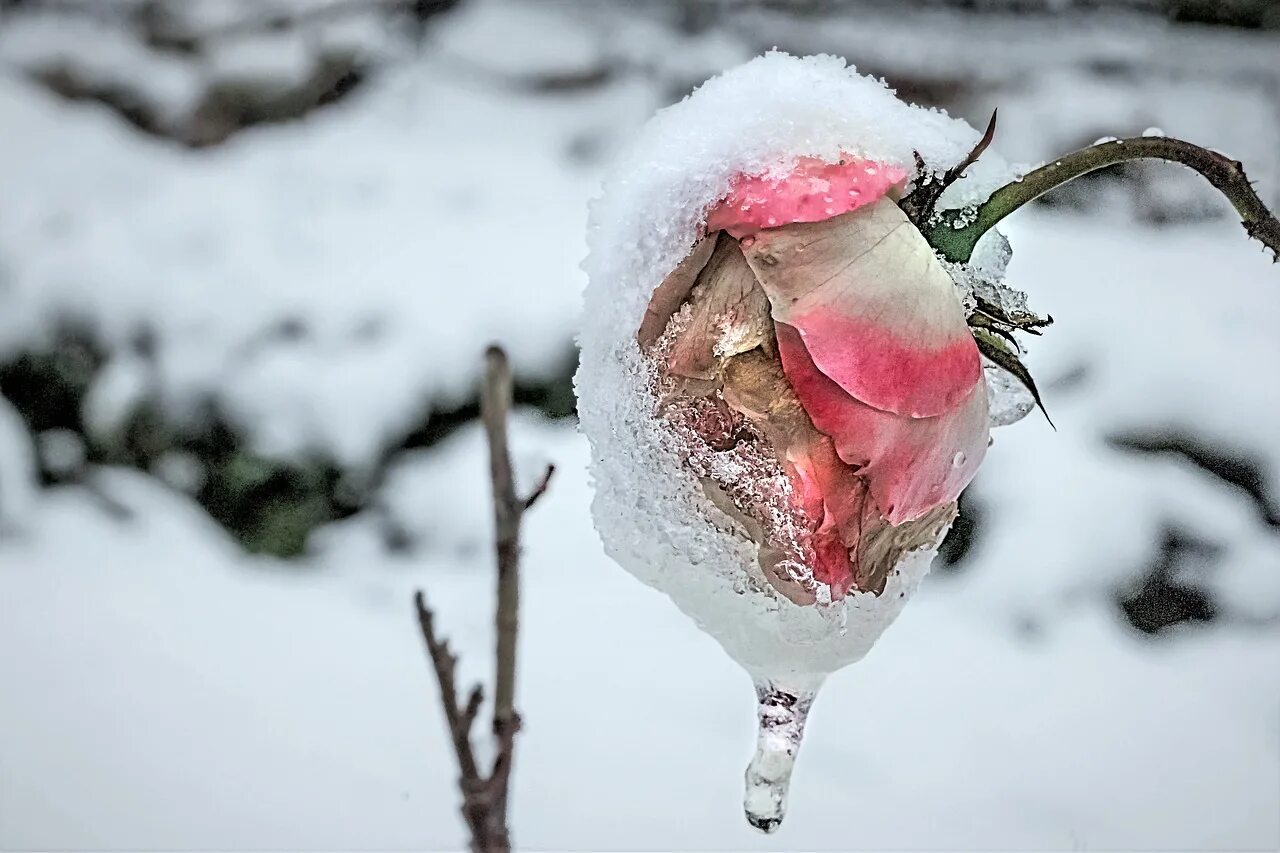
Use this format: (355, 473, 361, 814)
(744, 682, 817, 833)
(983, 362, 1036, 427)
(952, 451, 966, 467)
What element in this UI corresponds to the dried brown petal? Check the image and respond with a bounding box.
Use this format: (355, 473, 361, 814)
(637, 234, 718, 350)
(666, 237, 772, 382)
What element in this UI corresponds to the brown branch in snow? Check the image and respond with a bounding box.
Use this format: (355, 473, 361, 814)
(413, 345, 554, 853)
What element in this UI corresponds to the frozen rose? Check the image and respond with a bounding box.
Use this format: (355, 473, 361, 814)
(639, 157, 988, 603)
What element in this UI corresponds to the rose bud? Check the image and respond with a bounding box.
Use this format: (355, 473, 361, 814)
(640, 155, 988, 605)
(579, 52, 1039, 832)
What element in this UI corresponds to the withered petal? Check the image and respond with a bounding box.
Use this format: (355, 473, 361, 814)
(665, 236, 772, 381)
(637, 234, 718, 350)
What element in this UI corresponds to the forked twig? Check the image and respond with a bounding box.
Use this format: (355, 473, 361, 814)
(414, 346, 554, 853)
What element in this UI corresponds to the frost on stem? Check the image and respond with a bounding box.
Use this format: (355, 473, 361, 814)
(744, 682, 817, 833)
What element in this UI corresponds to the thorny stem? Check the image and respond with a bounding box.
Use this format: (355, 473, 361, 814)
(923, 136, 1280, 264)
(414, 346, 554, 853)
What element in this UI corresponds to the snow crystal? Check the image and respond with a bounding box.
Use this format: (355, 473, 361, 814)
(970, 227, 1015, 280)
(578, 52, 1003, 684)
(949, 230, 1044, 342)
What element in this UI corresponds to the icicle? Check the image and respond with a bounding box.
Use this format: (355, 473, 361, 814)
(743, 681, 817, 833)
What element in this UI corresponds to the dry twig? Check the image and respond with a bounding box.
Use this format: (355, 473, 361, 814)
(414, 345, 554, 853)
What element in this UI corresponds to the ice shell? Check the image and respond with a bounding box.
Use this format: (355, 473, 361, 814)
(578, 51, 1003, 681)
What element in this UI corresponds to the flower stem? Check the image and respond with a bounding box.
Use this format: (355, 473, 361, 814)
(924, 136, 1280, 264)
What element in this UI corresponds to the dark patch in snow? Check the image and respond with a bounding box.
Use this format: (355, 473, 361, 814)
(1107, 428, 1280, 528)
(0, 321, 577, 557)
(1118, 526, 1219, 635)
(31, 52, 370, 148)
(0, 320, 105, 484)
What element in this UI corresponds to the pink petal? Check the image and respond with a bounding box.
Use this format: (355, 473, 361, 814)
(776, 322, 988, 525)
(706, 156, 907, 239)
(743, 197, 981, 418)
(783, 436, 862, 597)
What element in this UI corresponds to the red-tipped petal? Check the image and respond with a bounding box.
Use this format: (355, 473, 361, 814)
(776, 322, 988, 525)
(743, 197, 981, 418)
(706, 157, 907, 239)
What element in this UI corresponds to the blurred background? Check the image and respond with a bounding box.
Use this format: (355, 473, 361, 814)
(0, 0, 1277, 850)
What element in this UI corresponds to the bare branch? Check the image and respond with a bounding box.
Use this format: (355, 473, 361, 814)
(413, 591, 481, 783)
(482, 346, 521, 730)
(413, 345, 553, 853)
(462, 684, 485, 731)
(414, 591, 490, 848)
(523, 464, 556, 511)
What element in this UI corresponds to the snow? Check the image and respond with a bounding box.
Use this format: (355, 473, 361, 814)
(1, 420, 1277, 851)
(0, 30, 645, 469)
(961, 214, 1280, 624)
(0, 13, 204, 122)
(0, 0, 1278, 848)
(429, 0, 604, 79)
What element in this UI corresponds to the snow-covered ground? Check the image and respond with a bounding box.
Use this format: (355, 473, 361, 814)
(2, 414, 1278, 851)
(1, 1, 1277, 850)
